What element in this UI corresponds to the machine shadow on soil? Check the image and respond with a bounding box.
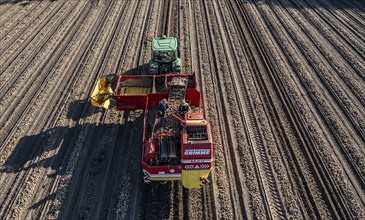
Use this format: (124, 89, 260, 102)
(0, 123, 111, 175)
(66, 99, 91, 121)
(1, 116, 178, 217)
(122, 63, 149, 75)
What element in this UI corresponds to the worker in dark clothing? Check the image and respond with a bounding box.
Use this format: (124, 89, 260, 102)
(179, 100, 190, 115)
(158, 98, 169, 117)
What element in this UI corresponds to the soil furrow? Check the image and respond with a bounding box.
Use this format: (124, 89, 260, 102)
(0, 1, 78, 116)
(0, 1, 42, 42)
(296, 0, 365, 80)
(228, 1, 316, 216)
(0, 4, 14, 22)
(23, 5, 108, 219)
(278, 0, 365, 118)
(320, 0, 365, 41)
(45, 1, 128, 217)
(64, 1, 150, 218)
(0, 1, 67, 77)
(246, 0, 365, 218)
(0, 2, 93, 219)
(192, 1, 241, 218)
(113, 111, 143, 219)
(264, 1, 365, 196)
(210, 0, 284, 218)
(1, 1, 364, 219)
(42, 2, 131, 217)
(0, 1, 87, 152)
(242, 2, 348, 218)
(224, 0, 316, 218)
(0, 2, 34, 30)
(309, 0, 365, 58)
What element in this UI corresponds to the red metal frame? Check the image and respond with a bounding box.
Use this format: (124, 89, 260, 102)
(106, 72, 213, 181)
(110, 73, 200, 111)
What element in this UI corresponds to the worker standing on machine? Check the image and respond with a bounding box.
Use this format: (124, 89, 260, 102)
(179, 100, 190, 115)
(158, 98, 169, 117)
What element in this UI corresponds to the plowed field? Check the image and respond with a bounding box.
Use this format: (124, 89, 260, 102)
(0, 0, 364, 219)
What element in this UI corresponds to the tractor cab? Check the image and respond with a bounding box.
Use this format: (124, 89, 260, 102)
(149, 36, 181, 74)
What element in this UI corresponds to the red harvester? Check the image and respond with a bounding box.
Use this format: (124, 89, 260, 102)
(91, 72, 213, 188)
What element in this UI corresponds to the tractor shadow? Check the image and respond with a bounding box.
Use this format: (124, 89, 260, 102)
(122, 63, 149, 75)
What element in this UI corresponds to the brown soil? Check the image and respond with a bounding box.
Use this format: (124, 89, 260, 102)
(0, 0, 364, 219)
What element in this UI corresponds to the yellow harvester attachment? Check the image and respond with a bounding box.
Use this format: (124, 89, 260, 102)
(90, 76, 114, 109)
(182, 170, 211, 189)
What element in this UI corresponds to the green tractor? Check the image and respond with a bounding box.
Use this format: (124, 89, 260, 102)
(149, 36, 181, 74)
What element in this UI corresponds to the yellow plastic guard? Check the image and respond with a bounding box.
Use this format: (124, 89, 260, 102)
(182, 169, 211, 189)
(90, 78, 113, 109)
